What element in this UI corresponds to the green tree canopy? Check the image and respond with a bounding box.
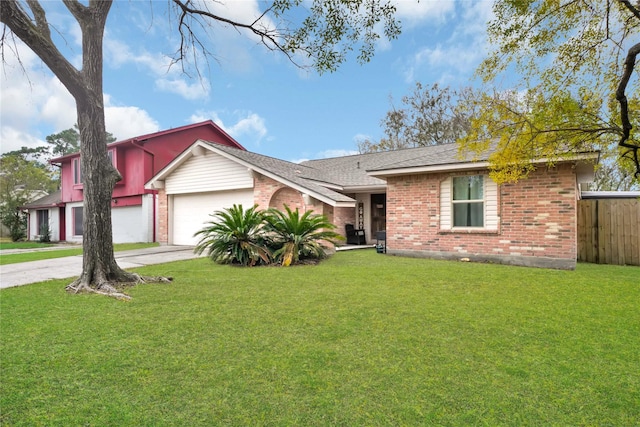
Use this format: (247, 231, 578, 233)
(46, 124, 116, 157)
(463, 0, 640, 185)
(0, 153, 57, 241)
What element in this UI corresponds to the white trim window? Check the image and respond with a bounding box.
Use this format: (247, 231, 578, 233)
(440, 174, 498, 231)
(452, 175, 484, 227)
(73, 206, 83, 236)
(36, 209, 49, 235)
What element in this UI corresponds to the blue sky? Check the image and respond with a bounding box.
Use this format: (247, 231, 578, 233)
(1, 1, 494, 162)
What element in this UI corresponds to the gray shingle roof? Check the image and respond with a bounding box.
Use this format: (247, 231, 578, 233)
(21, 190, 62, 209)
(300, 143, 488, 186)
(202, 142, 495, 204)
(203, 142, 354, 203)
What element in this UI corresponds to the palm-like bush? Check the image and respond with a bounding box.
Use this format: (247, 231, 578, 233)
(194, 204, 272, 266)
(265, 205, 344, 266)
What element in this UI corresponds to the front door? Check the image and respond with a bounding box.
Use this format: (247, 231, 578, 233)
(371, 193, 386, 234)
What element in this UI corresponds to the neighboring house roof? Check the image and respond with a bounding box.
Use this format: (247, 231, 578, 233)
(20, 190, 63, 209)
(50, 120, 245, 163)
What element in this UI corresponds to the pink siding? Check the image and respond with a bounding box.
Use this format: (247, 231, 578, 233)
(55, 122, 243, 205)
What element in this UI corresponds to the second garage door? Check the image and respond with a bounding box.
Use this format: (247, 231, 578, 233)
(172, 189, 254, 246)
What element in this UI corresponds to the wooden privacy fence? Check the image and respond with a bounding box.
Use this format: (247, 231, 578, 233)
(577, 198, 640, 266)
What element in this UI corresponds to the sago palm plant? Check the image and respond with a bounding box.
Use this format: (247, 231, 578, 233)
(264, 205, 344, 266)
(194, 204, 272, 266)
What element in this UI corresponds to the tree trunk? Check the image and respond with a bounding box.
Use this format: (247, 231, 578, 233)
(1, 0, 169, 299)
(63, 2, 169, 299)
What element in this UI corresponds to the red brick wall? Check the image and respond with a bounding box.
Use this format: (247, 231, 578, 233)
(253, 174, 314, 213)
(253, 173, 355, 243)
(386, 164, 578, 269)
(333, 206, 357, 241)
(157, 188, 168, 244)
(254, 174, 286, 210)
(269, 187, 304, 210)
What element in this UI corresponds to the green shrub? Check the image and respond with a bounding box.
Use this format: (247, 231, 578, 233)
(264, 205, 344, 266)
(194, 204, 344, 267)
(38, 222, 51, 243)
(194, 204, 272, 266)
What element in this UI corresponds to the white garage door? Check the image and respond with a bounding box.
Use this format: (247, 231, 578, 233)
(172, 189, 254, 246)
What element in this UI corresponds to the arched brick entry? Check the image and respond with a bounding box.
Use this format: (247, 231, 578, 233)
(269, 187, 304, 211)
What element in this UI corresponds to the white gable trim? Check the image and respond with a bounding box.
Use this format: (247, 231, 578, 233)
(164, 152, 253, 195)
(146, 140, 355, 208)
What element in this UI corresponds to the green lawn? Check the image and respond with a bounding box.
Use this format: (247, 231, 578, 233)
(0, 241, 54, 250)
(1, 251, 638, 425)
(0, 242, 160, 265)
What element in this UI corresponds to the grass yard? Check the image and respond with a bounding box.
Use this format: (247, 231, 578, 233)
(0, 242, 160, 265)
(0, 241, 54, 250)
(1, 251, 638, 425)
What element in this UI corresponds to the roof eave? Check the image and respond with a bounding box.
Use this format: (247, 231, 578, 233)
(368, 152, 600, 178)
(368, 161, 491, 177)
(341, 184, 388, 193)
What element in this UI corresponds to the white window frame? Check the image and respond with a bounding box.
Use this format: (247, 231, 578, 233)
(451, 175, 485, 228)
(36, 209, 49, 234)
(72, 206, 83, 236)
(440, 174, 499, 231)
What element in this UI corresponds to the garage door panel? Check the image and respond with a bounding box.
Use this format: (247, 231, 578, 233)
(172, 190, 254, 246)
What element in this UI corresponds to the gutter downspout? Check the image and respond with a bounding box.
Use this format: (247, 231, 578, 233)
(131, 139, 157, 243)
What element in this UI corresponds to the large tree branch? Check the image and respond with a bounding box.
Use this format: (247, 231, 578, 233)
(617, 0, 640, 21)
(615, 41, 640, 177)
(25, 0, 50, 40)
(0, 0, 82, 97)
(170, 0, 300, 68)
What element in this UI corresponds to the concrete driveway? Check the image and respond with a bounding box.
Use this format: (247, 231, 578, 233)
(0, 246, 200, 289)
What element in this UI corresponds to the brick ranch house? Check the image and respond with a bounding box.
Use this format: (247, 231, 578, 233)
(147, 139, 598, 269)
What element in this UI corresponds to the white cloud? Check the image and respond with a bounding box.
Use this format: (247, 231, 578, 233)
(0, 126, 47, 154)
(104, 95, 160, 140)
(105, 38, 173, 72)
(39, 79, 77, 130)
(190, 110, 268, 144)
(0, 41, 77, 153)
(155, 77, 210, 101)
(0, 34, 161, 154)
(228, 113, 267, 141)
(400, 2, 493, 84)
(393, 0, 455, 27)
(104, 37, 211, 100)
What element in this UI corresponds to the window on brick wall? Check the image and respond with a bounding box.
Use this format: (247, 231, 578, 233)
(440, 174, 498, 230)
(453, 175, 484, 227)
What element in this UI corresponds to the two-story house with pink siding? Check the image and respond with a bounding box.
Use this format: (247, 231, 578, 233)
(23, 121, 245, 243)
